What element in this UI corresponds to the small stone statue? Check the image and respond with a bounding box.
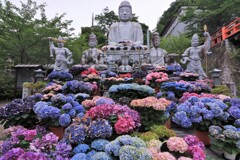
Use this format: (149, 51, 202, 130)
(108, 1, 143, 47)
(81, 33, 103, 66)
(118, 54, 132, 73)
(108, 60, 118, 72)
(149, 32, 167, 66)
(132, 60, 140, 72)
(181, 31, 212, 80)
(49, 36, 73, 72)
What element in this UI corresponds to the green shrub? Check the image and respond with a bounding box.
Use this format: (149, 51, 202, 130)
(0, 72, 14, 100)
(212, 85, 231, 96)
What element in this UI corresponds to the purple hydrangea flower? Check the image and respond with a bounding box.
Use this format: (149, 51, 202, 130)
(55, 142, 72, 158)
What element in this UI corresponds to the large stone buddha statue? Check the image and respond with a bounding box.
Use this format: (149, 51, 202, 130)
(108, 1, 143, 47)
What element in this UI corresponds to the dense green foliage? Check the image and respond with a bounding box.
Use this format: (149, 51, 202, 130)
(95, 7, 119, 32)
(0, 72, 14, 99)
(0, 0, 74, 98)
(0, 0, 74, 65)
(160, 33, 191, 55)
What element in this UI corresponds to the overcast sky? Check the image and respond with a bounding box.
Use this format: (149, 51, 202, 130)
(9, 0, 176, 35)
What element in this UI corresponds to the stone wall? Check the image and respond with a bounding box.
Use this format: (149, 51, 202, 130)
(202, 40, 240, 96)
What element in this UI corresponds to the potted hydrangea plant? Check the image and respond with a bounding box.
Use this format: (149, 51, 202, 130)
(172, 96, 230, 146)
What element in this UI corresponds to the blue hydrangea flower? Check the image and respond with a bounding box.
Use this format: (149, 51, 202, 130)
(223, 125, 237, 131)
(77, 112, 85, 118)
(59, 114, 71, 127)
(203, 111, 214, 120)
(109, 85, 118, 93)
(105, 140, 121, 157)
(119, 146, 140, 160)
(209, 125, 222, 136)
(73, 144, 90, 154)
(138, 147, 152, 160)
(237, 140, 240, 149)
(190, 116, 202, 123)
(228, 106, 240, 119)
(95, 98, 115, 105)
(167, 91, 175, 100)
(73, 104, 85, 114)
(87, 150, 97, 160)
(91, 152, 112, 160)
(71, 153, 87, 160)
(87, 119, 113, 139)
(131, 137, 146, 148)
(33, 101, 48, 112)
(91, 139, 110, 151)
(51, 93, 67, 106)
(156, 92, 163, 99)
(172, 111, 193, 128)
(66, 96, 74, 103)
(235, 119, 240, 127)
(62, 103, 73, 111)
(63, 124, 86, 144)
(67, 108, 76, 118)
(117, 135, 133, 146)
(36, 105, 61, 119)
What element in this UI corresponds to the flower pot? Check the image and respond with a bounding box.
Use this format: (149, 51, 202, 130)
(195, 130, 210, 147)
(49, 127, 64, 140)
(210, 137, 223, 156)
(211, 148, 224, 156)
(224, 151, 236, 160)
(165, 119, 171, 129)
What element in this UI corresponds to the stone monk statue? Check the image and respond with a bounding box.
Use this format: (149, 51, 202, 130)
(108, 1, 143, 47)
(49, 36, 73, 72)
(149, 32, 167, 66)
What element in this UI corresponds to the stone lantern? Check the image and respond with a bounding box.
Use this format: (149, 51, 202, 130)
(34, 69, 45, 82)
(210, 69, 222, 86)
(4, 54, 14, 74)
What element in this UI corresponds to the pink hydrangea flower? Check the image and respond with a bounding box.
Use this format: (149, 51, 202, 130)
(23, 129, 37, 141)
(167, 137, 189, 153)
(157, 152, 176, 160)
(114, 115, 135, 134)
(178, 156, 193, 160)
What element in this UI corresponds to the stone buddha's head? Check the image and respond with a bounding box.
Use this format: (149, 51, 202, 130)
(88, 33, 98, 48)
(191, 34, 199, 47)
(152, 32, 160, 48)
(118, 1, 132, 22)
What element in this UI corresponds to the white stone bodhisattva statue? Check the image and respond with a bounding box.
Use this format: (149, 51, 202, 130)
(81, 33, 103, 66)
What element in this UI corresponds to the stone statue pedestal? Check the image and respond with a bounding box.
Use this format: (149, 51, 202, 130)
(105, 48, 148, 66)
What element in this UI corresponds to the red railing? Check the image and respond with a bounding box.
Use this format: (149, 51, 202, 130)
(211, 17, 240, 47)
